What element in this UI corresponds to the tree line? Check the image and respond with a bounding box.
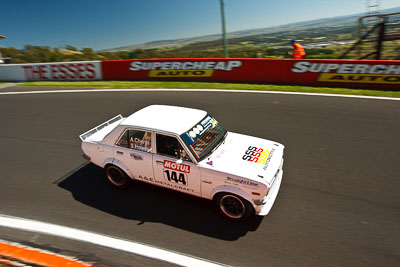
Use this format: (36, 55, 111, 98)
(1, 44, 341, 64)
(1, 45, 133, 63)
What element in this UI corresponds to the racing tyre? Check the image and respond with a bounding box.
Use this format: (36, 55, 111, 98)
(215, 193, 254, 221)
(105, 165, 131, 189)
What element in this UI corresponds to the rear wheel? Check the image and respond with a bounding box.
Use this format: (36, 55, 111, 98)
(105, 165, 131, 189)
(215, 193, 254, 221)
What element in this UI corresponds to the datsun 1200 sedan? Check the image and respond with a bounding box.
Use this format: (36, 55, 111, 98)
(79, 105, 284, 221)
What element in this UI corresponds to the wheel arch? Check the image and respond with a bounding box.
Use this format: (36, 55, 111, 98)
(103, 157, 134, 179)
(211, 185, 255, 209)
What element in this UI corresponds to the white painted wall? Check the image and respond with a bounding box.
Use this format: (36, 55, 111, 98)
(0, 61, 102, 81)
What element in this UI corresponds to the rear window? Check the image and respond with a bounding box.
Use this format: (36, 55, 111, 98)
(116, 129, 152, 152)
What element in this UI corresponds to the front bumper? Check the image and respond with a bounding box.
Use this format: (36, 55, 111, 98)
(255, 167, 283, 216)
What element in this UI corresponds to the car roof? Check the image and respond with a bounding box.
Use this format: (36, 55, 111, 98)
(120, 105, 208, 135)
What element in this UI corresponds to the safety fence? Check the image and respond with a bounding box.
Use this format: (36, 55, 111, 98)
(0, 58, 399, 90)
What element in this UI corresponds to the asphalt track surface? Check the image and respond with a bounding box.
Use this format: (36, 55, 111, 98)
(0, 86, 399, 266)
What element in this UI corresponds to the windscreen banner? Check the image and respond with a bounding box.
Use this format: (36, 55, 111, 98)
(0, 61, 102, 81)
(101, 58, 400, 90)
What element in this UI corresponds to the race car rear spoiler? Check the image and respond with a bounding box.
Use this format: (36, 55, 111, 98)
(79, 114, 123, 141)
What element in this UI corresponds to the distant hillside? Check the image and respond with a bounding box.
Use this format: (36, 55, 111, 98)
(102, 6, 400, 52)
(4, 6, 399, 64)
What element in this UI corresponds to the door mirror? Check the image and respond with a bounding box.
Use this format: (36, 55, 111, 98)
(179, 149, 191, 162)
(180, 149, 187, 158)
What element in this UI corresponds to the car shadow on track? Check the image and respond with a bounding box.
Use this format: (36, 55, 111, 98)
(57, 163, 263, 241)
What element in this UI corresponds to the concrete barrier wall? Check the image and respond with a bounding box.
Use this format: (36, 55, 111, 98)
(0, 61, 102, 82)
(101, 58, 400, 90)
(0, 58, 399, 89)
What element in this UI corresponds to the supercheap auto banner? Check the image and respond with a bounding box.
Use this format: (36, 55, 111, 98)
(101, 58, 400, 90)
(0, 58, 399, 89)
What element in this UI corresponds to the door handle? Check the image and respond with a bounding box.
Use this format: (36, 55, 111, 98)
(130, 153, 143, 160)
(116, 151, 123, 155)
(156, 160, 163, 165)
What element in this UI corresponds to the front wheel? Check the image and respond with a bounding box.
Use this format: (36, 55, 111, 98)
(105, 165, 131, 189)
(215, 193, 254, 221)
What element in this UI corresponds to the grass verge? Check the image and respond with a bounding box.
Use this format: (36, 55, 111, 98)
(18, 81, 400, 98)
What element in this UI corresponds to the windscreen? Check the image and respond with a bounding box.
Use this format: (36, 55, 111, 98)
(180, 114, 227, 161)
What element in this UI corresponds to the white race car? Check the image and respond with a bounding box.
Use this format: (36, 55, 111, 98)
(79, 105, 284, 221)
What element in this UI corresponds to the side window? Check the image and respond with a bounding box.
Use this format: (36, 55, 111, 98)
(156, 134, 191, 161)
(117, 129, 152, 152)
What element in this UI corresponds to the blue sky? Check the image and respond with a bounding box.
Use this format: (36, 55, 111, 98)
(1, 0, 399, 50)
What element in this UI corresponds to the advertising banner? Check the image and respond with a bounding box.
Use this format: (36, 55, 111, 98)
(101, 58, 400, 90)
(0, 58, 398, 89)
(0, 61, 102, 82)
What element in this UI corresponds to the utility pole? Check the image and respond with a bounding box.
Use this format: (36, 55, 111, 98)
(219, 0, 229, 58)
(365, 0, 380, 25)
(366, 0, 380, 16)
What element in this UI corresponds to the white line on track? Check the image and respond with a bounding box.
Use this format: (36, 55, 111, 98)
(0, 214, 228, 267)
(0, 88, 399, 101)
